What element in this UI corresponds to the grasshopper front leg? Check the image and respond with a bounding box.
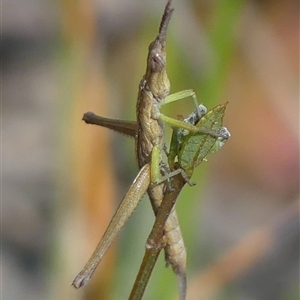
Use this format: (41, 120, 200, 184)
(160, 89, 222, 137)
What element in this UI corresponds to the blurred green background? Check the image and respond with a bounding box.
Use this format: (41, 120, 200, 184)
(3, 0, 299, 300)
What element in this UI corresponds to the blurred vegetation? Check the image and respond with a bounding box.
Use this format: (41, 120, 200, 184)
(3, 0, 298, 299)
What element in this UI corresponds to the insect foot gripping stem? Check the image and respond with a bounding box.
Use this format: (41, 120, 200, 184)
(145, 238, 164, 250)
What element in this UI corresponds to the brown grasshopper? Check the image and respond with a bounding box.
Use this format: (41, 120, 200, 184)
(72, 1, 182, 289)
(72, 0, 224, 298)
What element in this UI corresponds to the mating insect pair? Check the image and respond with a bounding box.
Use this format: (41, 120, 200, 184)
(72, 1, 230, 299)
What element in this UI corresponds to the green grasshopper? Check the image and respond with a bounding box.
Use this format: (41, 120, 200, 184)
(80, 103, 230, 300)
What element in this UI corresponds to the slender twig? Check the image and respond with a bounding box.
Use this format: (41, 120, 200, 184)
(129, 175, 185, 300)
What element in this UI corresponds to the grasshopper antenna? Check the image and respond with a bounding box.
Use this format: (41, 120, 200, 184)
(158, 0, 174, 44)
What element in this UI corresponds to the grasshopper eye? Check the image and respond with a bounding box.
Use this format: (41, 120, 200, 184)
(149, 50, 165, 72)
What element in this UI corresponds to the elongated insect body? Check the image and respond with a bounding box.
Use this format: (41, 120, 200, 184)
(163, 206, 186, 272)
(75, 2, 231, 300)
(77, 2, 189, 294)
(134, 3, 192, 297)
(136, 3, 173, 171)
